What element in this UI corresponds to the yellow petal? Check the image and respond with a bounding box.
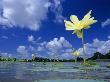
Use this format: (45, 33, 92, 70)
(82, 10, 92, 21)
(87, 18, 97, 25)
(64, 20, 75, 30)
(70, 15, 80, 24)
(73, 51, 80, 57)
(76, 52, 80, 56)
(64, 10, 97, 38)
(83, 19, 97, 28)
(81, 10, 97, 29)
(70, 15, 83, 30)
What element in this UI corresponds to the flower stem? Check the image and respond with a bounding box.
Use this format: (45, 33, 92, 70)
(82, 29, 86, 64)
(75, 57, 77, 63)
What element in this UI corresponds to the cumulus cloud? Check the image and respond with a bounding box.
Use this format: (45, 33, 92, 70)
(97, 40, 110, 54)
(16, 36, 110, 59)
(0, 0, 65, 30)
(46, 37, 72, 52)
(2, 36, 110, 59)
(17, 46, 28, 56)
(17, 37, 74, 59)
(102, 19, 110, 27)
(78, 38, 110, 58)
(43, 37, 73, 59)
(0, 0, 51, 30)
(0, 36, 73, 59)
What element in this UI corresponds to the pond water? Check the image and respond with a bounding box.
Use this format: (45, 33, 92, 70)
(0, 62, 110, 82)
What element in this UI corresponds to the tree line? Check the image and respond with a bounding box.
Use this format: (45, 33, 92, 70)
(0, 51, 110, 62)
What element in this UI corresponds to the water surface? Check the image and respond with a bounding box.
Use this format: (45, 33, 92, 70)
(0, 62, 110, 82)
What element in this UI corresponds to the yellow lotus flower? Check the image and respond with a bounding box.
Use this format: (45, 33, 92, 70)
(73, 51, 80, 57)
(64, 10, 97, 38)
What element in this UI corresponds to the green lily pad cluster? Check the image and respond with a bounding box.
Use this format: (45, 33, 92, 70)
(106, 64, 110, 68)
(81, 61, 98, 67)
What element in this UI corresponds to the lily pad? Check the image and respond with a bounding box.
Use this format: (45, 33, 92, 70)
(106, 64, 110, 68)
(81, 62, 99, 67)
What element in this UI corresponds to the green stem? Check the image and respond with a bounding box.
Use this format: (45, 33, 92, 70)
(75, 57, 77, 63)
(82, 29, 86, 64)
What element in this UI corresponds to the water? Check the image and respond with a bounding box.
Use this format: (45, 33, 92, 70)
(0, 62, 110, 82)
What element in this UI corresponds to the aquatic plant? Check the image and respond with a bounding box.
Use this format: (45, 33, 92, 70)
(64, 10, 97, 63)
(73, 50, 80, 62)
(81, 61, 98, 67)
(106, 64, 110, 68)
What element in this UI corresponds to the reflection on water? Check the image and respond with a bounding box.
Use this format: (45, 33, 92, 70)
(0, 62, 110, 82)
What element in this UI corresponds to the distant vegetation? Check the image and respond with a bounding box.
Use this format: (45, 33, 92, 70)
(0, 51, 110, 62)
(0, 56, 76, 62)
(88, 51, 110, 60)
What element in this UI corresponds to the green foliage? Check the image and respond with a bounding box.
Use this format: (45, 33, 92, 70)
(0, 50, 110, 62)
(106, 64, 110, 68)
(81, 61, 98, 67)
(88, 51, 110, 60)
(0, 56, 16, 62)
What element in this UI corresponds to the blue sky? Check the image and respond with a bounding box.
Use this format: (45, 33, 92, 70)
(0, 0, 110, 59)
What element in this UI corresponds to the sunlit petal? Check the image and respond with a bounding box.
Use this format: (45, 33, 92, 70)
(82, 10, 92, 21)
(73, 50, 80, 57)
(64, 10, 97, 39)
(81, 10, 97, 29)
(70, 15, 80, 24)
(64, 20, 75, 30)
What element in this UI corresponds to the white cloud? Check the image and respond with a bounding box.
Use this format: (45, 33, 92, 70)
(17, 46, 28, 55)
(16, 45, 38, 58)
(28, 35, 34, 42)
(50, 0, 65, 23)
(0, 0, 51, 31)
(108, 35, 110, 39)
(27, 35, 42, 45)
(60, 53, 73, 59)
(0, 52, 8, 57)
(39, 37, 74, 59)
(78, 37, 110, 58)
(0, 52, 13, 58)
(30, 36, 110, 59)
(37, 46, 44, 51)
(46, 37, 72, 52)
(0, 0, 65, 30)
(97, 40, 110, 54)
(0, 16, 13, 27)
(28, 45, 36, 52)
(16, 37, 74, 59)
(2, 36, 110, 59)
(102, 19, 110, 27)
(1, 35, 8, 39)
